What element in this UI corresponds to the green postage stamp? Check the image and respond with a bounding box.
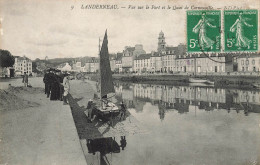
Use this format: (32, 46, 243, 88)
(187, 10, 221, 52)
(224, 10, 258, 51)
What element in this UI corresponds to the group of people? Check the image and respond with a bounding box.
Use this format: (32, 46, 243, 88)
(43, 68, 70, 105)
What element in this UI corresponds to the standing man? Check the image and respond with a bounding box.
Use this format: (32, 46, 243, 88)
(46, 69, 54, 98)
(22, 72, 28, 87)
(43, 69, 50, 94)
(63, 74, 70, 105)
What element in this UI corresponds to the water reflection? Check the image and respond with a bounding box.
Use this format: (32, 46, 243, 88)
(85, 82, 260, 165)
(114, 82, 260, 119)
(87, 136, 127, 165)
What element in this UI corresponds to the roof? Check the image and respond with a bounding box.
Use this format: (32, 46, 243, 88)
(159, 31, 164, 35)
(151, 52, 160, 57)
(16, 56, 31, 61)
(109, 53, 117, 60)
(165, 46, 178, 55)
(125, 47, 135, 52)
(57, 63, 67, 68)
(166, 46, 177, 51)
(237, 52, 260, 59)
(135, 54, 151, 60)
(115, 53, 123, 61)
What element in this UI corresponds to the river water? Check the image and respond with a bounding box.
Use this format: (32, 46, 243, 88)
(85, 82, 260, 165)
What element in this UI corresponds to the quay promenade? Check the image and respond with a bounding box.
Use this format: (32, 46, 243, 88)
(0, 77, 87, 165)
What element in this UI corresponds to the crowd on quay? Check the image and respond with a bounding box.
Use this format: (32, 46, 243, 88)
(43, 68, 70, 105)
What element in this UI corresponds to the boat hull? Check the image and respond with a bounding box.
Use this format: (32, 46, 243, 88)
(94, 103, 121, 121)
(189, 78, 215, 85)
(189, 78, 208, 83)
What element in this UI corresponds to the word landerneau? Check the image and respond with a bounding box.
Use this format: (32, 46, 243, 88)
(81, 4, 119, 9)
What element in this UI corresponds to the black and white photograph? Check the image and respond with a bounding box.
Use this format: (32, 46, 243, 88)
(0, 0, 260, 165)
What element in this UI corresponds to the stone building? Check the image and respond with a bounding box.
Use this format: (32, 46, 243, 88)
(161, 46, 178, 73)
(133, 53, 151, 73)
(175, 53, 227, 74)
(150, 52, 162, 72)
(122, 44, 146, 72)
(13, 56, 32, 76)
(237, 53, 260, 72)
(84, 57, 99, 73)
(57, 63, 72, 72)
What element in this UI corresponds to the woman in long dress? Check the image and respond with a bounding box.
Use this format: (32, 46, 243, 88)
(193, 13, 216, 50)
(50, 74, 60, 101)
(63, 74, 70, 104)
(230, 12, 253, 49)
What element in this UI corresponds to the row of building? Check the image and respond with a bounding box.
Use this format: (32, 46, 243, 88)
(7, 31, 258, 76)
(1, 55, 33, 77)
(68, 31, 260, 74)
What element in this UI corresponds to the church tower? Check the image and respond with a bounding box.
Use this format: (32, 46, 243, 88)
(157, 31, 166, 52)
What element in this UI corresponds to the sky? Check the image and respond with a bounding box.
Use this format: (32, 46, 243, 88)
(0, 0, 259, 60)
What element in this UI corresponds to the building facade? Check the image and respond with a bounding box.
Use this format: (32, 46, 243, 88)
(57, 63, 72, 72)
(175, 54, 226, 74)
(237, 54, 260, 72)
(161, 46, 178, 72)
(150, 52, 162, 72)
(84, 57, 99, 73)
(122, 45, 146, 72)
(133, 54, 151, 73)
(13, 56, 32, 76)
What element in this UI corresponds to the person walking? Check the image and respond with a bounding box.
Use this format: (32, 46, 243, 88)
(22, 72, 28, 87)
(63, 74, 70, 105)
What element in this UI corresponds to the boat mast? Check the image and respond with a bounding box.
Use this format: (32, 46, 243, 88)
(99, 37, 101, 99)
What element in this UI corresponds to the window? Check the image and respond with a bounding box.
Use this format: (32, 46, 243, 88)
(241, 60, 244, 65)
(246, 60, 249, 65)
(252, 59, 255, 65)
(253, 67, 256, 72)
(246, 67, 248, 71)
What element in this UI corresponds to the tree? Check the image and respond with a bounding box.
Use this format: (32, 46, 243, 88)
(0, 49, 15, 68)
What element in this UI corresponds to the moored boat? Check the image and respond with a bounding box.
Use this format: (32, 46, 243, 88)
(189, 78, 208, 83)
(87, 30, 120, 121)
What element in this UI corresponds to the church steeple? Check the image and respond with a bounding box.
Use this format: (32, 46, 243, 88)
(157, 31, 166, 52)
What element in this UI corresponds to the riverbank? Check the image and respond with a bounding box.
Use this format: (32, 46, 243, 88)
(84, 73, 260, 90)
(0, 77, 87, 165)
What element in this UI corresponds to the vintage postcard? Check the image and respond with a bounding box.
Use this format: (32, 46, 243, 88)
(0, 0, 260, 165)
